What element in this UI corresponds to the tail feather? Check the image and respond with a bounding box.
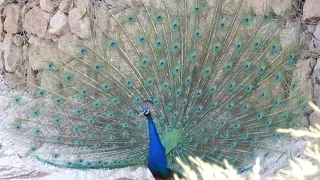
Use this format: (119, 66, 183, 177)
(2, 0, 307, 175)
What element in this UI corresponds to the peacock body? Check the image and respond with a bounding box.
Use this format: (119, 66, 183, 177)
(2, 0, 308, 179)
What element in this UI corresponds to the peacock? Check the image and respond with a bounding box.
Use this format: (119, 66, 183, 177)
(1, 0, 308, 179)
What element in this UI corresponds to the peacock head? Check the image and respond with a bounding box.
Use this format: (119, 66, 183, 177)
(140, 107, 150, 116)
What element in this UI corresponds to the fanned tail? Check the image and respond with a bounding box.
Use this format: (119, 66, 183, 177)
(2, 0, 308, 175)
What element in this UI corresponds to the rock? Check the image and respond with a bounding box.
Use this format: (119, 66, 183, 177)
(103, 0, 137, 7)
(303, 0, 320, 20)
(3, 4, 21, 34)
(59, 0, 72, 13)
(57, 32, 80, 59)
(293, 58, 312, 107)
(0, 58, 3, 73)
(21, 5, 29, 22)
(280, 21, 300, 49)
(314, 82, 320, 107)
(23, 7, 51, 37)
(221, 0, 245, 15)
(26, 0, 41, 8)
(0, 34, 22, 72)
(27, 34, 40, 44)
(68, 8, 92, 39)
(308, 25, 316, 34)
(26, 65, 39, 93)
(93, 4, 109, 33)
(73, 0, 90, 12)
(0, 13, 4, 41)
(13, 34, 24, 46)
(0, 42, 3, 70)
(1, 0, 27, 6)
(28, 36, 52, 70)
(313, 59, 320, 106)
(40, 0, 60, 13)
(68, 7, 86, 22)
(300, 31, 312, 50)
(309, 111, 320, 127)
(22, 44, 28, 61)
(313, 24, 320, 42)
(309, 37, 320, 55)
(250, 0, 295, 16)
(1, 0, 24, 9)
(48, 10, 69, 36)
(28, 34, 73, 71)
(271, 0, 292, 17)
(310, 57, 317, 69)
(0, 0, 10, 6)
(249, 0, 272, 15)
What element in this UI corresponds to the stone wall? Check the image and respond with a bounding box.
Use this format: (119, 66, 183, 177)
(0, 0, 312, 88)
(300, 0, 320, 126)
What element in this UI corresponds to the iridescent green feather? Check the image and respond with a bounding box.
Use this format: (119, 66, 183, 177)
(3, 0, 307, 177)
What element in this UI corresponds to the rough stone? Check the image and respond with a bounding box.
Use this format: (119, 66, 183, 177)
(73, 0, 90, 12)
(303, 0, 320, 20)
(0, 43, 3, 71)
(1, 0, 26, 6)
(271, 0, 293, 17)
(68, 7, 86, 22)
(300, 31, 312, 50)
(0, 34, 22, 72)
(48, 10, 69, 36)
(221, 0, 245, 15)
(93, 4, 109, 33)
(57, 32, 80, 59)
(3, 4, 21, 34)
(313, 24, 320, 42)
(309, 111, 320, 127)
(0, 13, 4, 41)
(26, 0, 41, 8)
(40, 0, 60, 13)
(313, 59, 320, 106)
(21, 5, 29, 22)
(103, 0, 144, 7)
(23, 7, 51, 37)
(308, 25, 316, 34)
(294, 58, 312, 106)
(0, 59, 3, 73)
(28, 34, 74, 71)
(0, 0, 11, 6)
(22, 44, 28, 61)
(249, 0, 272, 15)
(13, 34, 24, 46)
(314, 82, 320, 107)
(26, 64, 39, 93)
(59, 0, 72, 13)
(280, 21, 300, 49)
(68, 8, 91, 39)
(28, 36, 53, 70)
(309, 37, 320, 55)
(310, 57, 317, 69)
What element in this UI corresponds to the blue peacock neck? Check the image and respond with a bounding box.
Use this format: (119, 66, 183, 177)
(144, 113, 169, 178)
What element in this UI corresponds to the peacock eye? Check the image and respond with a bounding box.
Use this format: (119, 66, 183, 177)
(7, 2, 305, 174)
